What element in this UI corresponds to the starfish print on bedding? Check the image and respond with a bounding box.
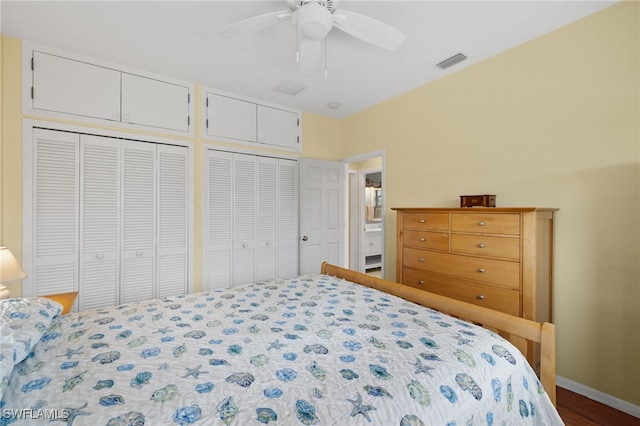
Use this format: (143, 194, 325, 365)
(182, 364, 208, 379)
(153, 327, 171, 334)
(50, 402, 90, 425)
(57, 347, 84, 359)
(267, 339, 285, 350)
(347, 392, 376, 422)
(410, 358, 435, 376)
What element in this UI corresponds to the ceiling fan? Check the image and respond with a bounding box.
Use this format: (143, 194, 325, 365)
(216, 0, 406, 74)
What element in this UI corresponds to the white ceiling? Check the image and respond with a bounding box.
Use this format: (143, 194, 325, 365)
(1, 0, 617, 119)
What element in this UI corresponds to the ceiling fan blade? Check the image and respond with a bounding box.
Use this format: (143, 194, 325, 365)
(216, 10, 293, 39)
(299, 39, 322, 74)
(333, 10, 405, 50)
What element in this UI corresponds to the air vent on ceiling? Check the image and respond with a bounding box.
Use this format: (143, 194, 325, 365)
(436, 53, 468, 70)
(271, 79, 307, 96)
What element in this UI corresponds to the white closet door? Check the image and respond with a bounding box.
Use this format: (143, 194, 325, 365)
(233, 154, 257, 285)
(79, 135, 121, 310)
(157, 144, 189, 297)
(256, 157, 278, 282)
(257, 105, 299, 149)
(31, 129, 80, 296)
(278, 159, 299, 278)
(121, 141, 156, 303)
(204, 150, 234, 290)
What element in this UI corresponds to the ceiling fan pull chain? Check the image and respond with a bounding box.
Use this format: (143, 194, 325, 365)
(324, 38, 328, 79)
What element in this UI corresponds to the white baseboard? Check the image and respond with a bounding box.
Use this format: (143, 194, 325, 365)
(556, 376, 640, 419)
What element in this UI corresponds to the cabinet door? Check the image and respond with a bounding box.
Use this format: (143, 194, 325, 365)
(121, 141, 156, 303)
(31, 129, 80, 297)
(204, 150, 234, 290)
(122, 73, 190, 133)
(207, 94, 257, 142)
(256, 157, 278, 282)
(157, 144, 190, 297)
(79, 135, 121, 310)
(233, 154, 257, 285)
(278, 159, 299, 278)
(32, 51, 121, 121)
(257, 105, 299, 149)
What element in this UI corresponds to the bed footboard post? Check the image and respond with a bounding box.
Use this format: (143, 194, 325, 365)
(540, 322, 557, 406)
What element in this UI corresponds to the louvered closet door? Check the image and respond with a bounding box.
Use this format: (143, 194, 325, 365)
(234, 154, 257, 285)
(31, 129, 80, 296)
(121, 141, 156, 303)
(156, 144, 189, 297)
(80, 135, 120, 310)
(278, 159, 299, 278)
(204, 150, 233, 290)
(256, 157, 278, 282)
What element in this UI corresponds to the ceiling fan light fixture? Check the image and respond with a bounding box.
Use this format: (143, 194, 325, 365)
(298, 2, 333, 40)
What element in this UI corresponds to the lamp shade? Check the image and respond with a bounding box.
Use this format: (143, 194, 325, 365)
(0, 247, 27, 284)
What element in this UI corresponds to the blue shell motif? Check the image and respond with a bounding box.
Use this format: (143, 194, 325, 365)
(340, 369, 359, 380)
(99, 394, 125, 406)
(117, 364, 135, 371)
(209, 359, 231, 366)
(419, 337, 439, 349)
(217, 396, 238, 426)
(199, 348, 213, 356)
(455, 373, 483, 401)
(60, 361, 79, 370)
(173, 405, 202, 425)
(256, 407, 278, 424)
(306, 362, 327, 381)
(419, 353, 442, 362)
(492, 378, 502, 402)
(93, 380, 114, 390)
(225, 372, 255, 387)
(519, 400, 530, 417)
(263, 388, 283, 398)
(492, 345, 517, 365)
(150, 384, 178, 402)
(130, 371, 152, 388)
(481, 352, 496, 365)
(195, 382, 215, 394)
(184, 330, 206, 339)
(369, 364, 392, 380)
(295, 400, 320, 425)
(439, 385, 458, 403)
(303, 344, 328, 355)
(140, 347, 161, 358)
(363, 385, 393, 398)
(339, 355, 356, 363)
(105, 411, 145, 426)
(275, 368, 297, 382)
(21, 377, 51, 393)
(283, 353, 298, 361)
(92, 351, 121, 364)
(400, 415, 426, 426)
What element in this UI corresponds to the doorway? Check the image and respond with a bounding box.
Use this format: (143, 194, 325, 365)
(343, 151, 385, 278)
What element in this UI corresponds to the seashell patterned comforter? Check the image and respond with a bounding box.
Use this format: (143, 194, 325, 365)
(1, 274, 563, 425)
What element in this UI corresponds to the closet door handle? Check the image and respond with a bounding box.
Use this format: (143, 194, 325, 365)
(96, 254, 104, 260)
(302, 236, 309, 241)
(135, 250, 143, 256)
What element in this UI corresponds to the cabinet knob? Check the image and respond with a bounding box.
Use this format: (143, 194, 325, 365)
(242, 243, 248, 248)
(477, 295, 485, 300)
(266, 241, 271, 247)
(135, 250, 143, 256)
(477, 243, 485, 248)
(419, 258, 425, 263)
(419, 237, 426, 242)
(96, 254, 104, 260)
(478, 221, 485, 226)
(478, 268, 485, 273)
(418, 280, 424, 285)
(419, 219, 426, 223)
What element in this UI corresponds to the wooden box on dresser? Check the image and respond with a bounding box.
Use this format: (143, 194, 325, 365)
(392, 207, 558, 363)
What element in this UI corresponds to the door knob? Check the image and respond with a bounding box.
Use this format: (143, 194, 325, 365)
(302, 236, 309, 241)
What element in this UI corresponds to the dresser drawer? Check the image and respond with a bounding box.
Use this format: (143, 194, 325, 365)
(402, 213, 449, 231)
(403, 247, 520, 289)
(403, 230, 449, 251)
(451, 234, 520, 260)
(402, 268, 520, 316)
(451, 213, 520, 235)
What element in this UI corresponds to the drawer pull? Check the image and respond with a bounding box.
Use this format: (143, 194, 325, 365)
(418, 280, 424, 285)
(477, 243, 485, 248)
(478, 221, 485, 226)
(477, 295, 485, 300)
(419, 219, 426, 223)
(478, 268, 485, 273)
(419, 238, 426, 242)
(419, 258, 425, 263)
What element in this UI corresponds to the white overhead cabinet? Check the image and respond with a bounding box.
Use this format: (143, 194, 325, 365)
(203, 149, 298, 290)
(27, 49, 193, 134)
(204, 89, 302, 152)
(27, 128, 190, 311)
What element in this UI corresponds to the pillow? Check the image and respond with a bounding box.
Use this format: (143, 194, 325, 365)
(0, 297, 62, 400)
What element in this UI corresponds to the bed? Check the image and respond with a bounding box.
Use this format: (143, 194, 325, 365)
(0, 262, 562, 425)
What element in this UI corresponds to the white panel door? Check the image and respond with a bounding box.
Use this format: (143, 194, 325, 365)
(278, 159, 299, 278)
(233, 154, 257, 285)
(204, 150, 234, 290)
(207, 94, 257, 142)
(32, 51, 120, 121)
(121, 141, 156, 303)
(156, 145, 190, 297)
(299, 158, 346, 275)
(30, 129, 80, 297)
(79, 135, 121, 310)
(121, 73, 190, 133)
(257, 105, 299, 149)
(256, 157, 278, 282)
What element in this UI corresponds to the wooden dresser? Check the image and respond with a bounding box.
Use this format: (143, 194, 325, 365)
(393, 208, 557, 324)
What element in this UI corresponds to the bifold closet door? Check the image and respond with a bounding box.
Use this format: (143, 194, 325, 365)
(256, 157, 278, 282)
(278, 159, 299, 278)
(156, 144, 189, 297)
(31, 129, 80, 296)
(233, 154, 257, 285)
(79, 135, 121, 309)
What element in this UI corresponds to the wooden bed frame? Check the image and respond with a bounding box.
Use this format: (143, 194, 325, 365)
(321, 262, 557, 405)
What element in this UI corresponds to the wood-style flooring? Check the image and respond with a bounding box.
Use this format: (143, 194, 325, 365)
(557, 387, 640, 426)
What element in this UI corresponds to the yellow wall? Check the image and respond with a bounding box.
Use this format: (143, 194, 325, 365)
(340, 1, 640, 406)
(1, 0, 638, 408)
